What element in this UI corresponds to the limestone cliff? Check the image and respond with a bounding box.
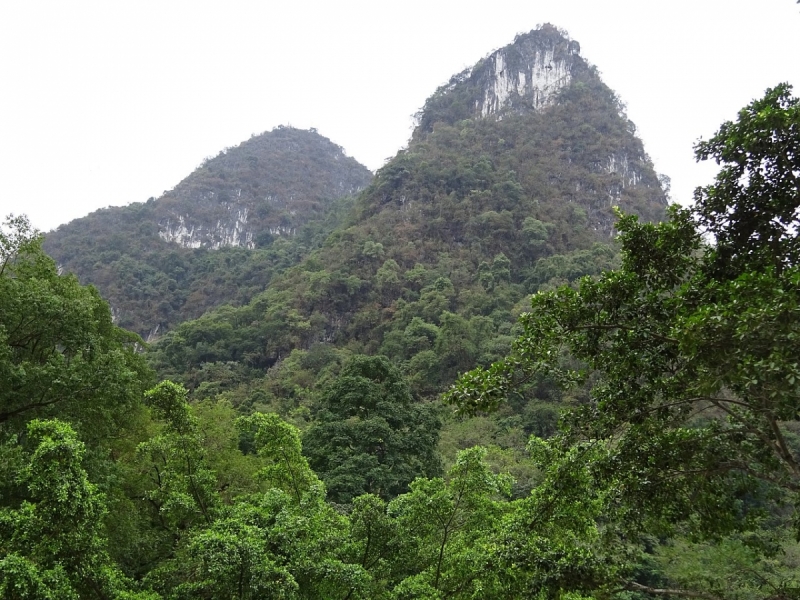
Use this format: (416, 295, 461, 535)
(415, 25, 588, 136)
(153, 127, 372, 249)
(471, 26, 581, 117)
(403, 24, 665, 237)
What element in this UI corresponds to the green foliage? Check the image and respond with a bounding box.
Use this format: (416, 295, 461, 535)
(302, 355, 442, 502)
(524, 242, 620, 291)
(348, 494, 396, 577)
(0, 420, 154, 599)
(694, 83, 800, 274)
(437, 413, 537, 498)
(0, 215, 159, 590)
(653, 535, 800, 600)
(137, 381, 219, 529)
(164, 514, 300, 599)
(142, 411, 369, 599)
(239, 412, 320, 502)
(12, 27, 774, 600)
(387, 447, 512, 597)
(192, 399, 263, 500)
(446, 84, 800, 598)
(0, 215, 152, 442)
(145, 489, 365, 599)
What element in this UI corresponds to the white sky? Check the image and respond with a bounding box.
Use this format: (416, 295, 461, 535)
(1, 0, 799, 233)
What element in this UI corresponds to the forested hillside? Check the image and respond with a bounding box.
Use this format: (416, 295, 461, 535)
(3, 83, 799, 598)
(4, 23, 799, 600)
(43, 127, 373, 338)
(151, 26, 667, 402)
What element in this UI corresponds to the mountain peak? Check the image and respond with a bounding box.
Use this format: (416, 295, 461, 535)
(156, 126, 372, 249)
(415, 25, 587, 137)
(477, 25, 582, 116)
(42, 127, 373, 335)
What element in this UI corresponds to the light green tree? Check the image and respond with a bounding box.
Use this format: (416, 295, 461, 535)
(387, 447, 512, 598)
(446, 84, 800, 598)
(0, 419, 157, 599)
(146, 412, 370, 599)
(0, 214, 151, 441)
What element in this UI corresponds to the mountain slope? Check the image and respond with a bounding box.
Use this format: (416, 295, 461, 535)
(44, 127, 373, 337)
(152, 25, 668, 398)
(415, 23, 585, 134)
(153, 126, 372, 250)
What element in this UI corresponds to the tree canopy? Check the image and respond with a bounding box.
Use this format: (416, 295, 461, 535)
(446, 83, 800, 598)
(302, 355, 442, 503)
(0, 214, 152, 440)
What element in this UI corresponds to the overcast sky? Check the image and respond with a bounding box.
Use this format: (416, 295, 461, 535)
(1, 0, 799, 233)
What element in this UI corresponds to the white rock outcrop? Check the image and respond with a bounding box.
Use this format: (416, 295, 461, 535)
(158, 206, 255, 249)
(476, 42, 577, 117)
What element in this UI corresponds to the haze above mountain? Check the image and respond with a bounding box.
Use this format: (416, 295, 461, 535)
(2, 0, 798, 231)
(45, 25, 666, 347)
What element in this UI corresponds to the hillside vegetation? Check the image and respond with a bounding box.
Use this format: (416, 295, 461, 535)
(151, 27, 666, 401)
(4, 25, 797, 600)
(44, 127, 373, 337)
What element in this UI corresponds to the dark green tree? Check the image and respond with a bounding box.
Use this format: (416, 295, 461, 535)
(303, 355, 442, 503)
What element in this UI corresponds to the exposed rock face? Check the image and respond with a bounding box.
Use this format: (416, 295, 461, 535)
(414, 25, 589, 137)
(48, 127, 373, 253)
(158, 209, 254, 249)
(397, 23, 666, 240)
(151, 127, 372, 249)
(422, 25, 661, 224)
(474, 28, 581, 116)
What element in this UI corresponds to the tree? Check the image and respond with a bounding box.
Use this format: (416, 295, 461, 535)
(387, 447, 512, 598)
(302, 355, 442, 503)
(0, 419, 156, 599)
(0, 215, 160, 585)
(145, 412, 369, 600)
(136, 381, 220, 533)
(239, 412, 321, 503)
(445, 84, 800, 598)
(0, 214, 151, 441)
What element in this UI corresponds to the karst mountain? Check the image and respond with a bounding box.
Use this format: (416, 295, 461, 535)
(145, 24, 668, 398)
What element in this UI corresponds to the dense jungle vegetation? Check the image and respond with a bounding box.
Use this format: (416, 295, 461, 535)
(2, 24, 799, 599)
(43, 127, 373, 338)
(2, 83, 798, 600)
